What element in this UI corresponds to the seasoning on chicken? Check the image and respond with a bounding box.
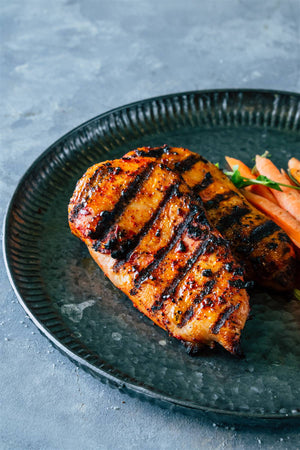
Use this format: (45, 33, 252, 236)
(124, 146, 296, 291)
(69, 157, 250, 355)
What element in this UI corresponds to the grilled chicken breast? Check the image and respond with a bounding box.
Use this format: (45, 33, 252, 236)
(69, 157, 250, 355)
(124, 146, 296, 291)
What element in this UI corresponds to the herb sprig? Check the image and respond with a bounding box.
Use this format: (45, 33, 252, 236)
(224, 166, 300, 192)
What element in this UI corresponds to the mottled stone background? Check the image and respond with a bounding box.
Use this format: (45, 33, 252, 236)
(1, 0, 299, 448)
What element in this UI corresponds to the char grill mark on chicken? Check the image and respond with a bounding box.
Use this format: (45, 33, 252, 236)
(124, 146, 296, 291)
(69, 157, 250, 355)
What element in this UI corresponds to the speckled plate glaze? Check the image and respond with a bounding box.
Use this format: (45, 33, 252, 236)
(4, 90, 300, 427)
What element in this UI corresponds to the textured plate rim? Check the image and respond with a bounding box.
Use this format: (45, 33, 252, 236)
(3, 88, 300, 423)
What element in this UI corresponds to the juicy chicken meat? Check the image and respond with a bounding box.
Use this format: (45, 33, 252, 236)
(124, 146, 296, 291)
(69, 156, 250, 355)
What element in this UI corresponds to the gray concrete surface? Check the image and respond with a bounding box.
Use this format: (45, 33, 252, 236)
(1, 0, 300, 448)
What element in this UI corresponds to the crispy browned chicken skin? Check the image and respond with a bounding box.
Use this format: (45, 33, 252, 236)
(69, 156, 250, 355)
(125, 146, 296, 291)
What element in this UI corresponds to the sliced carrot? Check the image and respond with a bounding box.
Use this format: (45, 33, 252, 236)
(225, 156, 253, 178)
(288, 157, 300, 171)
(243, 190, 300, 249)
(250, 184, 277, 203)
(288, 158, 300, 185)
(256, 155, 300, 221)
(280, 168, 297, 186)
(289, 168, 300, 186)
(225, 156, 277, 204)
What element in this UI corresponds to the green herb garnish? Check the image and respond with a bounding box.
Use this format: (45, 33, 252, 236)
(224, 166, 300, 191)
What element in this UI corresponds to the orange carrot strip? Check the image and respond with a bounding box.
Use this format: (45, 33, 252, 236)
(281, 168, 297, 186)
(225, 156, 277, 203)
(288, 158, 300, 185)
(225, 156, 253, 178)
(250, 184, 277, 203)
(256, 155, 300, 221)
(288, 157, 300, 171)
(243, 190, 300, 249)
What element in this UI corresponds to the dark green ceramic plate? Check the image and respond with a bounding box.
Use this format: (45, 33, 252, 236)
(4, 90, 300, 427)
